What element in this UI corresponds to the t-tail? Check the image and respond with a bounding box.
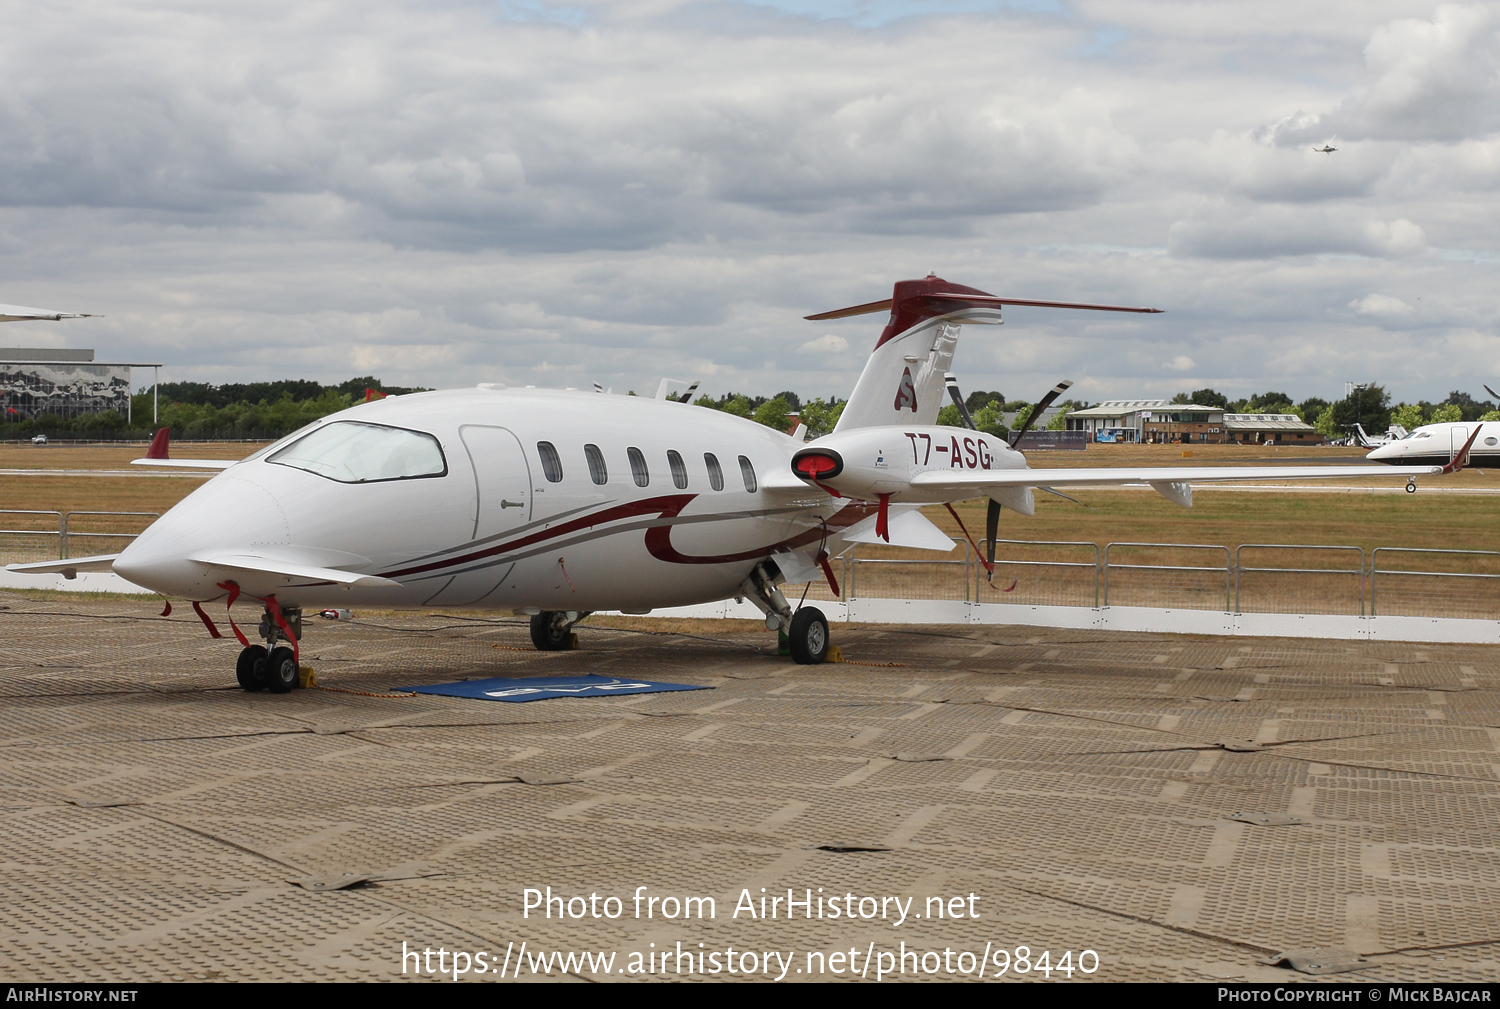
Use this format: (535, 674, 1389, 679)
(806, 275, 1161, 432)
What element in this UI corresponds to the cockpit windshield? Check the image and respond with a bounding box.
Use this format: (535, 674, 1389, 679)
(267, 421, 447, 483)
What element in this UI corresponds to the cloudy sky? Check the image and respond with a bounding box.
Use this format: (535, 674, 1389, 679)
(1, 0, 1496, 405)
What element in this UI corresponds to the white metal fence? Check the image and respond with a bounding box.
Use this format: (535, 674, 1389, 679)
(817, 537, 1500, 619)
(4, 515, 1498, 621)
(0, 510, 159, 562)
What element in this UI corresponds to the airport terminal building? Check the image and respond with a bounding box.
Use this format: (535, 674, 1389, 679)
(1065, 399, 1323, 445)
(1, 348, 157, 423)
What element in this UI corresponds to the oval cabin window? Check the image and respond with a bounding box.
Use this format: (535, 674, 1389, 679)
(738, 455, 757, 493)
(667, 450, 688, 489)
(537, 442, 563, 483)
(584, 444, 607, 485)
(628, 447, 649, 487)
(704, 453, 724, 491)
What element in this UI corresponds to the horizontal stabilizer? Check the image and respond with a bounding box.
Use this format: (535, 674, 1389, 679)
(132, 458, 235, 470)
(806, 293, 1162, 321)
(188, 553, 401, 589)
(843, 508, 956, 552)
(5, 554, 119, 578)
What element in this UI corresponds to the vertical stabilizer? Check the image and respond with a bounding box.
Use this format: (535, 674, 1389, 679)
(826, 276, 1002, 432)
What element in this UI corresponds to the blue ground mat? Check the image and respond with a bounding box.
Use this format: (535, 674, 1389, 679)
(397, 673, 711, 703)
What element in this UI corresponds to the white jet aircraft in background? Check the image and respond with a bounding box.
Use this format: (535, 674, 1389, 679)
(7, 275, 1460, 692)
(1367, 421, 1500, 483)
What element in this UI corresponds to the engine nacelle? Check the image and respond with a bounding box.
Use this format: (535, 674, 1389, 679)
(791, 425, 1026, 503)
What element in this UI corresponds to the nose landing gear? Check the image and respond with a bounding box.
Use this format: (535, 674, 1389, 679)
(1407, 480, 1418, 494)
(236, 604, 304, 692)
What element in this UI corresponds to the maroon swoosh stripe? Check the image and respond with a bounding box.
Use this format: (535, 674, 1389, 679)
(378, 495, 878, 580)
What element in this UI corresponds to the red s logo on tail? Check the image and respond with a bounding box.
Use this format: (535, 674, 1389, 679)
(893, 366, 917, 412)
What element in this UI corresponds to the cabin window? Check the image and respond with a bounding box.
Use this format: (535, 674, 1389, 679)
(584, 443, 607, 485)
(537, 442, 563, 483)
(628, 447, 649, 487)
(268, 421, 446, 484)
(667, 450, 688, 489)
(705, 452, 724, 491)
(738, 455, 758, 493)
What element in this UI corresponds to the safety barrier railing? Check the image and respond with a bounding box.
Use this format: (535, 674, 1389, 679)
(1234, 543, 1367, 616)
(1370, 547, 1500, 620)
(1104, 543, 1232, 612)
(0, 511, 159, 562)
(0, 510, 64, 564)
(846, 538, 973, 602)
(975, 538, 1101, 608)
(60, 512, 160, 558)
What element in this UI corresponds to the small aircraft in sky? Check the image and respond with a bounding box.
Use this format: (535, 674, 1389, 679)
(7, 275, 1457, 690)
(1314, 145, 1337, 154)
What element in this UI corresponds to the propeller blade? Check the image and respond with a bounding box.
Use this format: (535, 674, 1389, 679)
(985, 498, 1000, 574)
(1485, 384, 1500, 402)
(944, 373, 977, 430)
(1009, 380, 1073, 448)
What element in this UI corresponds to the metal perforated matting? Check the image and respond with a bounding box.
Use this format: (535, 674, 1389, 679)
(2, 595, 1498, 983)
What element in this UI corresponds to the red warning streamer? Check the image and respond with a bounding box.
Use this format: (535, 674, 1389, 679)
(191, 601, 223, 639)
(217, 581, 251, 648)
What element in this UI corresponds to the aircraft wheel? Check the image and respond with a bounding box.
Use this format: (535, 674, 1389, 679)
(1406, 481, 1417, 494)
(788, 607, 830, 665)
(265, 646, 299, 694)
(530, 612, 572, 651)
(235, 645, 268, 691)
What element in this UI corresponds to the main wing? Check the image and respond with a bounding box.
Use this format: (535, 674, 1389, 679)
(912, 463, 1442, 508)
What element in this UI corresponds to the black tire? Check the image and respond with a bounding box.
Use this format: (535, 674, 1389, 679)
(788, 607, 829, 665)
(530, 612, 572, 651)
(265, 646, 298, 693)
(235, 645, 268, 691)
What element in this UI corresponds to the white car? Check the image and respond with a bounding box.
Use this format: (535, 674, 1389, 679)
(30, 434, 47, 445)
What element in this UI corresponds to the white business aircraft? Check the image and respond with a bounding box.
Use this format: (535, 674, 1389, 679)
(1367, 420, 1500, 482)
(7, 275, 1457, 692)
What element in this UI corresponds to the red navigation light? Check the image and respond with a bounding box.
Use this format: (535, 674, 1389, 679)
(794, 454, 840, 479)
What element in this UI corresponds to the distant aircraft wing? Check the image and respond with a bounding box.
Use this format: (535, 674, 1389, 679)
(5, 554, 120, 577)
(0, 303, 96, 322)
(187, 553, 402, 589)
(131, 458, 236, 470)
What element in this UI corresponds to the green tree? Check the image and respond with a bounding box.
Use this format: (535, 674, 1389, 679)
(799, 398, 844, 437)
(692, 395, 719, 409)
(1045, 406, 1071, 430)
(1430, 403, 1463, 424)
(1010, 403, 1035, 433)
(1329, 384, 1391, 434)
(1481, 410, 1500, 422)
(1189, 388, 1230, 409)
(721, 394, 754, 419)
(964, 390, 1003, 414)
(1314, 405, 1339, 438)
(971, 401, 1008, 438)
(1298, 397, 1329, 421)
(752, 396, 792, 431)
(936, 403, 966, 428)
(1390, 403, 1425, 432)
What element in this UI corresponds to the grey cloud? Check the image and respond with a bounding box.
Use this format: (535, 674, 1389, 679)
(1167, 203, 1429, 260)
(1270, 4, 1500, 144)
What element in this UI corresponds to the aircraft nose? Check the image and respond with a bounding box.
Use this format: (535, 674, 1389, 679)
(114, 473, 291, 597)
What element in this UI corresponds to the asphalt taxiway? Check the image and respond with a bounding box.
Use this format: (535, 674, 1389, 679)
(1, 594, 1497, 983)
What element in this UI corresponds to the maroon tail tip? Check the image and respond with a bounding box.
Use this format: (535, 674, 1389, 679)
(145, 427, 170, 459)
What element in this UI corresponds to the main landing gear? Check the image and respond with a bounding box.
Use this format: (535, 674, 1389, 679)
(738, 561, 832, 665)
(236, 605, 304, 693)
(530, 610, 589, 651)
